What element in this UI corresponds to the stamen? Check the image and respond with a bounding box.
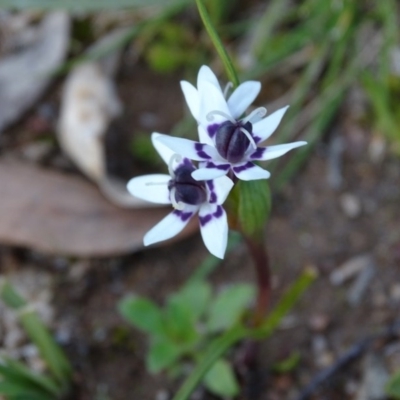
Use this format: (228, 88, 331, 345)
(167, 154, 182, 177)
(223, 82, 233, 99)
(242, 107, 267, 124)
(206, 110, 235, 123)
(240, 127, 257, 149)
(170, 187, 185, 210)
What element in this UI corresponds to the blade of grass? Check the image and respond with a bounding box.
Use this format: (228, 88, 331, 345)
(0, 280, 72, 385)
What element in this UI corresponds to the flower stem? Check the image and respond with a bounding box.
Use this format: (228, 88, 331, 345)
(243, 235, 271, 324)
(195, 0, 240, 88)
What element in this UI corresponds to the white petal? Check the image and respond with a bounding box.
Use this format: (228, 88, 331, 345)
(180, 81, 200, 121)
(252, 106, 289, 143)
(198, 125, 215, 146)
(151, 132, 176, 165)
(156, 134, 220, 161)
(197, 65, 221, 91)
(232, 162, 271, 180)
(144, 209, 195, 246)
(199, 204, 228, 259)
(127, 174, 171, 204)
(207, 175, 234, 205)
(192, 166, 230, 181)
(199, 81, 232, 128)
(254, 141, 307, 161)
(228, 81, 261, 119)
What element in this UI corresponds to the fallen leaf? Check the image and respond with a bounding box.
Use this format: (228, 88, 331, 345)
(0, 12, 70, 133)
(0, 160, 197, 256)
(57, 28, 146, 208)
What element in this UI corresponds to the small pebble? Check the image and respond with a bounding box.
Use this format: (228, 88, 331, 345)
(308, 313, 330, 333)
(340, 193, 362, 218)
(390, 284, 400, 302)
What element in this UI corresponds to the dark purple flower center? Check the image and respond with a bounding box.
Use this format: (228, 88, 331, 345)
(168, 163, 207, 205)
(215, 120, 253, 163)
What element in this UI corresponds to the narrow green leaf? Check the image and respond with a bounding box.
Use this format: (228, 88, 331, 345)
(18, 311, 72, 384)
(118, 296, 165, 337)
(386, 369, 400, 399)
(147, 339, 183, 374)
(203, 358, 239, 397)
(195, 0, 239, 87)
(0, 380, 53, 400)
(0, 358, 60, 396)
(207, 284, 255, 332)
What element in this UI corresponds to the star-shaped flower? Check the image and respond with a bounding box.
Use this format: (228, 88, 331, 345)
(155, 66, 307, 181)
(127, 133, 233, 259)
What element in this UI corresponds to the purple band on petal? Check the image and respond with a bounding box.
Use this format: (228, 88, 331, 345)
(213, 205, 223, 218)
(199, 205, 223, 227)
(195, 143, 211, 160)
(253, 135, 261, 143)
(233, 162, 254, 173)
(173, 210, 193, 222)
(250, 147, 265, 159)
(206, 181, 217, 204)
(199, 214, 211, 226)
(205, 162, 230, 171)
(207, 123, 220, 138)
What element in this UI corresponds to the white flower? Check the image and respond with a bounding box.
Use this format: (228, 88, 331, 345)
(127, 133, 233, 259)
(155, 65, 307, 181)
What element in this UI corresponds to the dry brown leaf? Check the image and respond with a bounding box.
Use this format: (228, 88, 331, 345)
(0, 161, 197, 257)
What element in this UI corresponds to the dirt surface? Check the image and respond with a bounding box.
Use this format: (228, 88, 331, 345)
(1, 61, 400, 400)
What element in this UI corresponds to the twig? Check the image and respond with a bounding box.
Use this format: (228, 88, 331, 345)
(296, 320, 400, 400)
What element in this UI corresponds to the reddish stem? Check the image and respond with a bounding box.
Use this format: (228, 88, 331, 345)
(244, 235, 271, 324)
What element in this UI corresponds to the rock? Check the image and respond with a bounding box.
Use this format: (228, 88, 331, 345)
(339, 193, 362, 218)
(355, 353, 389, 400)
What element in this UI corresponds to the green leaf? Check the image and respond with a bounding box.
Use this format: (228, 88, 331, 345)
(237, 180, 272, 237)
(164, 297, 199, 344)
(174, 281, 212, 321)
(118, 296, 165, 337)
(207, 284, 255, 332)
(203, 359, 239, 398)
(386, 369, 400, 399)
(146, 338, 183, 374)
